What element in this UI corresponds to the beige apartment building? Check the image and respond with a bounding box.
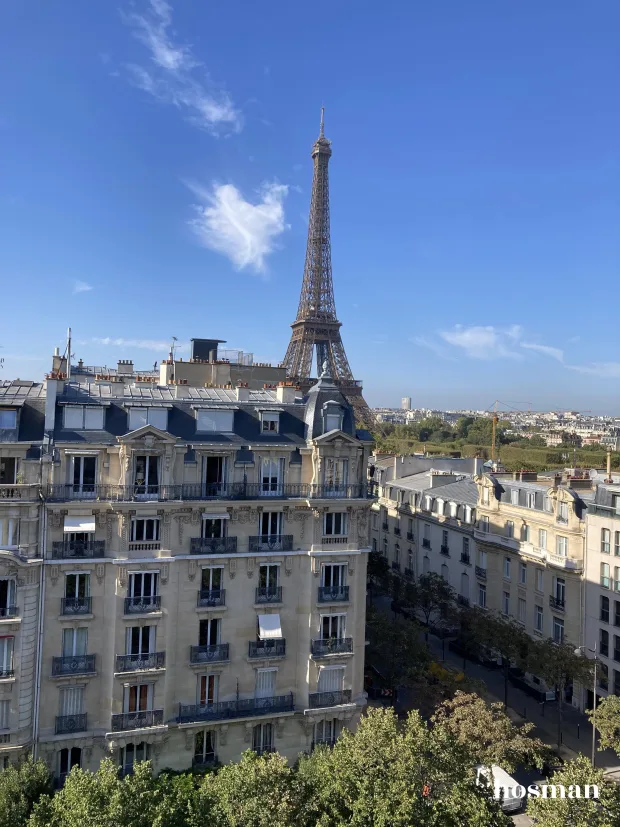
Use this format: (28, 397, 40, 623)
(0, 363, 374, 782)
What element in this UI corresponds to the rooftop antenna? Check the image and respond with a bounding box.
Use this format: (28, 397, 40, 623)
(66, 328, 72, 380)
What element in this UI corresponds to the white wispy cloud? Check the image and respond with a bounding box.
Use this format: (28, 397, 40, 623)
(411, 335, 456, 361)
(439, 324, 523, 360)
(124, 0, 241, 135)
(187, 181, 289, 273)
(73, 280, 93, 294)
(566, 362, 620, 378)
(520, 342, 564, 362)
(92, 337, 187, 352)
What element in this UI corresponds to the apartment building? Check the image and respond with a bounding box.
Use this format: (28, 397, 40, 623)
(0, 366, 374, 781)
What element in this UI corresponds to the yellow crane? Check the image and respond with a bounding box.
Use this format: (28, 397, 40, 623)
(487, 400, 533, 464)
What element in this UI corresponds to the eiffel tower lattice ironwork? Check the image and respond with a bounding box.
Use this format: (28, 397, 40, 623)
(283, 111, 372, 425)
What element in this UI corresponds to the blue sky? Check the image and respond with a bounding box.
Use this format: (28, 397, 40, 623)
(0, 1, 618, 411)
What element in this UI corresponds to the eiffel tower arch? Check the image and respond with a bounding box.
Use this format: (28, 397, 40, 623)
(283, 111, 373, 427)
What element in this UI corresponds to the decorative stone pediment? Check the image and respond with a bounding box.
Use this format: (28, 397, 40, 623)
(117, 425, 177, 446)
(312, 430, 359, 446)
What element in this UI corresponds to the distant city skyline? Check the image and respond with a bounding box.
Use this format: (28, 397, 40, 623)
(1, 2, 618, 409)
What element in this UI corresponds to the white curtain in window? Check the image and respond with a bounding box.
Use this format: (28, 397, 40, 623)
(317, 666, 345, 693)
(60, 687, 83, 716)
(255, 669, 277, 699)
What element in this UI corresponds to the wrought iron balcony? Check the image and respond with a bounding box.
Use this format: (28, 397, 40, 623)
(115, 652, 165, 672)
(318, 585, 349, 602)
(255, 586, 282, 603)
(197, 589, 225, 608)
(440, 545, 450, 557)
(475, 566, 487, 580)
(460, 553, 471, 565)
(393, 527, 401, 537)
(124, 595, 161, 614)
(308, 690, 352, 709)
(190, 643, 229, 664)
(422, 538, 431, 549)
(0, 606, 18, 619)
(249, 535, 293, 552)
(0, 668, 14, 678)
(248, 638, 286, 658)
(178, 693, 294, 724)
(192, 754, 217, 769)
(110, 709, 164, 732)
(190, 537, 238, 555)
(51, 540, 105, 560)
(549, 595, 565, 611)
(311, 638, 353, 657)
(52, 654, 96, 676)
(56, 714, 87, 734)
(457, 595, 470, 607)
(406, 531, 414, 541)
(61, 596, 92, 615)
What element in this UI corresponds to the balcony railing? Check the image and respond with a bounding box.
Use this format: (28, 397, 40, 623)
(440, 545, 450, 557)
(248, 639, 286, 658)
(45, 482, 374, 503)
(255, 586, 282, 603)
(178, 693, 294, 724)
(127, 541, 160, 553)
(115, 652, 165, 672)
(0, 483, 40, 501)
(549, 595, 565, 612)
(0, 668, 14, 678)
(52, 654, 96, 677)
(248, 535, 293, 552)
(197, 589, 225, 608)
(311, 638, 353, 657)
(191, 537, 238, 555)
(56, 714, 87, 734)
(190, 643, 229, 664)
(192, 754, 217, 769)
(51, 540, 105, 560)
(124, 595, 161, 614)
(111, 709, 164, 732)
(460, 553, 471, 565)
(422, 538, 431, 549)
(61, 596, 92, 615)
(308, 690, 352, 709)
(406, 531, 414, 541)
(0, 606, 18, 619)
(318, 585, 349, 602)
(320, 536, 350, 545)
(393, 527, 401, 537)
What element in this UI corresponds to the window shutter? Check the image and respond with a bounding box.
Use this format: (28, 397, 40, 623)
(255, 669, 276, 699)
(318, 666, 345, 693)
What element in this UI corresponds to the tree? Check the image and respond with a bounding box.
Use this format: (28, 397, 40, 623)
(366, 607, 430, 691)
(526, 754, 620, 826)
(530, 639, 594, 749)
(529, 435, 546, 447)
(455, 417, 475, 439)
(0, 758, 51, 827)
(412, 573, 455, 641)
(367, 550, 390, 597)
(587, 694, 620, 756)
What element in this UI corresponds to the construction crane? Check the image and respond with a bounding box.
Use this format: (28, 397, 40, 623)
(487, 400, 533, 464)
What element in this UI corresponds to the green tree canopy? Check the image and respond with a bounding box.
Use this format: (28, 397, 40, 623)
(587, 694, 620, 757)
(0, 758, 51, 827)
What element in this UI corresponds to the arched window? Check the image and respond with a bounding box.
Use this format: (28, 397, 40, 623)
(460, 572, 469, 600)
(601, 562, 611, 588)
(441, 563, 449, 581)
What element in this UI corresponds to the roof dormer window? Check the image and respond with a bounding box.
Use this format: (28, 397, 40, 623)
(261, 412, 279, 433)
(128, 407, 167, 432)
(0, 410, 17, 430)
(196, 409, 234, 433)
(64, 406, 104, 430)
(323, 402, 343, 434)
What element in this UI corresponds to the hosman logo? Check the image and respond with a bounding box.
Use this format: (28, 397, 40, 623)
(496, 783, 599, 801)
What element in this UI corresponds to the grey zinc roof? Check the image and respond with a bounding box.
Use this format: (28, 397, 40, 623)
(423, 478, 478, 506)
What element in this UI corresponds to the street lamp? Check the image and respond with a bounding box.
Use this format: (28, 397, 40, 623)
(575, 643, 598, 767)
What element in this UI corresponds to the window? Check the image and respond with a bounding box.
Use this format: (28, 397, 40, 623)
(0, 410, 17, 430)
(199, 618, 220, 646)
(441, 563, 449, 581)
(615, 532, 620, 556)
(553, 577, 565, 605)
(600, 629, 610, 658)
(0, 518, 19, 550)
(601, 596, 610, 623)
(538, 529, 547, 550)
(63, 406, 104, 430)
(503, 557, 511, 579)
(324, 513, 347, 536)
(407, 548, 414, 571)
(0, 700, 9, 730)
(314, 718, 340, 746)
(0, 580, 16, 614)
(558, 502, 569, 523)
(460, 572, 469, 600)
(464, 506, 472, 524)
(59, 686, 83, 717)
(133, 455, 160, 496)
(128, 572, 159, 599)
(449, 502, 457, 518)
(614, 495, 620, 516)
(261, 412, 280, 433)
(552, 617, 564, 644)
(324, 458, 348, 491)
(511, 489, 519, 506)
(130, 518, 160, 543)
(323, 404, 343, 433)
(442, 530, 448, 549)
(120, 742, 149, 773)
(615, 601, 620, 628)
(505, 521, 514, 538)
(123, 684, 154, 713)
(201, 566, 223, 592)
(477, 549, 487, 568)
(518, 598, 526, 623)
(317, 666, 345, 693)
(62, 628, 88, 657)
(602, 529, 611, 554)
(252, 723, 273, 755)
(424, 524, 430, 540)
(556, 536, 568, 558)
(535, 569, 544, 592)
(462, 537, 470, 558)
(322, 564, 346, 588)
(481, 488, 489, 506)
(436, 499, 445, 516)
(201, 517, 226, 539)
(521, 524, 530, 542)
(126, 626, 155, 656)
(71, 456, 96, 495)
(602, 563, 611, 588)
(129, 407, 168, 431)
(372, 538, 377, 553)
(394, 544, 400, 565)
(383, 538, 388, 557)
(0, 458, 16, 484)
(194, 731, 215, 764)
(478, 584, 487, 608)
(199, 674, 218, 706)
(535, 605, 543, 633)
(502, 591, 510, 616)
(527, 492, 536, 509)
(255, 668, 277, 699)
(423, 555, 430, 574)
(544, 496, 553, 513)
(261, 511, 282, 537)
(259, 564, 280, 594)
(203, 456, 226, 491)
(58, 747, 82, 779)
(321, 614, 346, 640)
(599, 662, 609, 691)
(0, 638, 13, 676)
(519, 562, 527, 585)
(261, 457, 285, 494)
(480, 516, 489, 533)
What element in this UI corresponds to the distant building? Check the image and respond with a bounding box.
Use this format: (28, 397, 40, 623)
(401, 397, 411, 411)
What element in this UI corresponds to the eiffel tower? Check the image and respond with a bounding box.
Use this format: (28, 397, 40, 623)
(282, 111, 373, 427)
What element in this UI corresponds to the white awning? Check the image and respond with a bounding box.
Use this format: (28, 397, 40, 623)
(63, 516, 96, 533)
(258, 614, 282, 640)
(201, 513, 230, 520)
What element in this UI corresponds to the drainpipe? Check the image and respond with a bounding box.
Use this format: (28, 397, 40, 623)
(32, 468, 47, 760)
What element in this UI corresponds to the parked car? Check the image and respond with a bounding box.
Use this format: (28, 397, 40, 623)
(475, 765, 523, 813)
